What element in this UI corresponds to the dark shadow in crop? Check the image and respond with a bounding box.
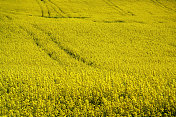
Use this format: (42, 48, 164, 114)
(6, 15, 12, 20)
(103, 20, 125, 23)
(42, 16, 90, 19)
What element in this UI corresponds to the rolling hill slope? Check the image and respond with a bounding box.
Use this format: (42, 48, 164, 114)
(0, 0, 176, 116)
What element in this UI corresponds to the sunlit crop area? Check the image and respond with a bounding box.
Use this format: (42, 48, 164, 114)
(0, 0, 176, 116)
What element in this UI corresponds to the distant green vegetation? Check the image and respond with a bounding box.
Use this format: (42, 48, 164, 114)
(0, 0, 176, 116)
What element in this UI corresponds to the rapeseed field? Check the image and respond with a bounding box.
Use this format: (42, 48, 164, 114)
(0, 0, 176, 116)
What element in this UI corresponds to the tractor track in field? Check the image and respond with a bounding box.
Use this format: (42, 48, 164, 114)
(35, 0, 89, 18)
(151, 0, 176, 13)
(19, 25, 64, 64)
(47, 0, 67, 17)
(102, 0, 135, 16)
(48, 0, 66, 15)
(45, 3, 51, 17)
(35, 0, 68, 18)
(31, 24, 95, 67)
(35, 0, 44, 17)
(19, 25, 96, 67)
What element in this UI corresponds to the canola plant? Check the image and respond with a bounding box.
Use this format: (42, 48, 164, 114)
(0, 0, 176, 116)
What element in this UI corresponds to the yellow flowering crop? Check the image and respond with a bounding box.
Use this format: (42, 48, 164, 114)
(0, 0, 176, 116)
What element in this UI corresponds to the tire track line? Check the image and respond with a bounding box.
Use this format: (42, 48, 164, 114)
(45, 3, 51, 17)
(31, 24, 96, 67)
(151, 0, 176, 13)
(36, 0, 68, 18)
(19, 25, 63, 64)
(35, 0, 89, 18)
(102, 0, 135, 16)
(48, 0, 66, 14)
(46, 0, 66, 17)
(35, 0, 44, 17)
(46, 0, 69, 17)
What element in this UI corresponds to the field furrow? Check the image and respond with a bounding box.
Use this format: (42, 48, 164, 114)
(151, 0, 176, 13)
(34, 25, 96, 67)
(35, 0, 45, 17)
(102, 0, 135, 16)
(18, 26, 59, 63)
(36, 0, 69, 18)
